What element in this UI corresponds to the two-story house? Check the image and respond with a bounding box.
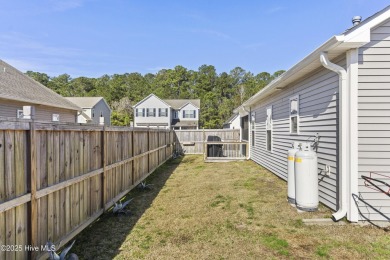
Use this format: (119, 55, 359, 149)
(133, 94, 200, 129)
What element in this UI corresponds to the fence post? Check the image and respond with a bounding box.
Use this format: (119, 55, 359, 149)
(28, 121, 38, 259)
(147, 128, 150, 173)
(101, 126, 106, 208)
(131, 130, 135, 185)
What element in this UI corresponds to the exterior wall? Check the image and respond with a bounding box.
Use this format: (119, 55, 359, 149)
(91, 100, 111, 125)
(0, 99, 77, 122)
(134, 95, 171, 128)
(250, 62, 343, 210)
(178, 103, 199, 122)
(226, 116, 240, 129)
(357, 19, 390, 221)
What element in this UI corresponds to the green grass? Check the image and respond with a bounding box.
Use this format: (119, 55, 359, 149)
(71, 155, 390, 259)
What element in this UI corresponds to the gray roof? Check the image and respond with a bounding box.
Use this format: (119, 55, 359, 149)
(0, 59, 81, 111)
(65, 97, 107, 108)
(164, 99, 200, 109)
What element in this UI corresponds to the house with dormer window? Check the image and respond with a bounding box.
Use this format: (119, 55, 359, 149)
(133, 94, 200, 129)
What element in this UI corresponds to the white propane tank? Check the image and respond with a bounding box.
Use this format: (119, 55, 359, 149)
(294, 143, 318, 211)
(287, 142, 300, 205)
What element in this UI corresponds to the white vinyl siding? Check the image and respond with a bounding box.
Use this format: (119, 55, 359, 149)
(250, 61, 342, 211)
(357, 19, 390, 221)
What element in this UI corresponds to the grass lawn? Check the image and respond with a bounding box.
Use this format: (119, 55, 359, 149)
(72, 155, 389, 259)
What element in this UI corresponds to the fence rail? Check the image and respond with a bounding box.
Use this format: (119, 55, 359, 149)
(0, 121, 174, 259)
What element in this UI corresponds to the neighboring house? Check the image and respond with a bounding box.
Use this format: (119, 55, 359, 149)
(223, 113, 240, 129)
(0, 59, 80, 122)
(133, 94, 200, 129)
(236, 7, 390, 225)
(65, 97, 111, 125)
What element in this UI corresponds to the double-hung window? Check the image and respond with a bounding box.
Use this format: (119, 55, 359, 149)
(135, 108, 145, 117)
(290, 95, 299, 134)
(266, 106, 272, 151)
(159, 108, 168, 117)
(147, 108, 156, 117)
(183, 110, 196, 118)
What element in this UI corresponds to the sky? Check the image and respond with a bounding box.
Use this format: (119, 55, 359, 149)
(0, 0, 389, 78)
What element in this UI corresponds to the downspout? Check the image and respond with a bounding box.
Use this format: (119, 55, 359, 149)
(320, 52, 348, 221)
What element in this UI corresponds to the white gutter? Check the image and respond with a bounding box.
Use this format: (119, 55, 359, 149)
(320, 52, 347, 221)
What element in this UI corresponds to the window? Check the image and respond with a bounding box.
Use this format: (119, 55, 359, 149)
(159, 108, 168, 117)
(52, 114, 60, 122)
(266, 106, 272, 151)
(173, 111, 179, 119)
(17, 109, 23, 119)
(135, 108, 145, 117)
(241, 115, 249, 141)
(290, 95, 299, 134)
(183, 110, 196, 118)
(147, 108, 156, 117)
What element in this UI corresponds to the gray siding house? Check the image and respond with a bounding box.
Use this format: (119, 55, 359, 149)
(65, 97, 111, 125)
(133, 94, 200, 129)
(237, 7, 390, 224)
(0, 59, 80, 122)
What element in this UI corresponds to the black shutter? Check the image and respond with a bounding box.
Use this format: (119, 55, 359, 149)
(143, 108, 145, 117)
(135, 109, 138, 117)
(165, 108, 168, 117)
(193, 110, 196, 118)
(153, 108, 156, 116)
(183, 110, 185, 118)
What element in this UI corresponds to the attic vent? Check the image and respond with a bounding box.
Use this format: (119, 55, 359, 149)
(352, 16, 362, 26)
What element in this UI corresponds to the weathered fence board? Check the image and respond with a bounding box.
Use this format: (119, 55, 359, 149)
(0, 122, 174, 260)
(174, 129, 241, 154)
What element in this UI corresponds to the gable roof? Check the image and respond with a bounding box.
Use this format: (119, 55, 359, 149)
(65, 97, 111, 110)
(133, 93, 171, 108)
(224, 113, 238, 124)
(0, 59, 81, 111)
(164, 99, 200, 109)
(239, 5, 390, 110)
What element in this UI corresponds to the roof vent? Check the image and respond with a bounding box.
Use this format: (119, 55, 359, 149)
(352, 16, 362, 26)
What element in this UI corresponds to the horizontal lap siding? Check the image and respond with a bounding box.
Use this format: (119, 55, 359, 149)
(251, 64, 341, 210)
(357, 20, 390, 221)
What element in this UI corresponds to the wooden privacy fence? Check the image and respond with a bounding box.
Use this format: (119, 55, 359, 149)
(0, 121, 174, 260)
(174, 129, 248, 160)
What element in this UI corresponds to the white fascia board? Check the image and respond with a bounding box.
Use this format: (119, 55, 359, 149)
(132, 93, 172, 108)
(243, 35, 344, 108)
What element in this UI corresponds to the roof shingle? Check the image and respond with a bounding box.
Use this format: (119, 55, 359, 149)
(0, 59, 81, 111)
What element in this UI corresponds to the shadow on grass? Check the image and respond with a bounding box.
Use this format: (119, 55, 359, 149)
(71, 156, 183, 259)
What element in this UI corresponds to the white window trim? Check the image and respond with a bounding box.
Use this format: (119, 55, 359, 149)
(289, 95, 300, 135)
(266, 106, 273, 152)
(159, 108, 168, 117)
(17, 109, 23, 119)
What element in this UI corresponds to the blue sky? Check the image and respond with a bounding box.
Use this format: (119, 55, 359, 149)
(0, 0, 389, 77)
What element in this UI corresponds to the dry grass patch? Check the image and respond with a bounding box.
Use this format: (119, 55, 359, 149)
(72, 155, 389, 259)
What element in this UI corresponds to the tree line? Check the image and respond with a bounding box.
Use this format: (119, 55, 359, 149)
(26, 65, 284, 128)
